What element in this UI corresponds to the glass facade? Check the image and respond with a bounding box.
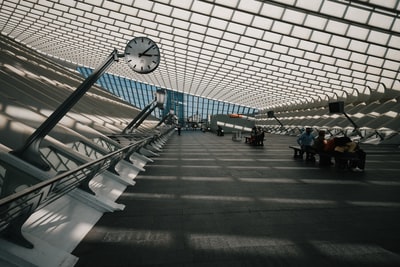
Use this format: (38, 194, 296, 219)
(77, 67, 257, 125)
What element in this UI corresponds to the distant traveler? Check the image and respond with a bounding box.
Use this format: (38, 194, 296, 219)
(297, 127, 314, 161)
(257, 127, 265, 146)
(217, 126, 224, 136)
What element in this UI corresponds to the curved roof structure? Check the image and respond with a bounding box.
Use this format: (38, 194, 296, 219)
(1, 0, 400, 111)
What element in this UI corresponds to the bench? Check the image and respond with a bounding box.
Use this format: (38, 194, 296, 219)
(290, 145, 325, 162)
(288, 145, 303, 158)
(317, 151, 333, 166)
(333, 152, 362, 169)
(289, 145, 364, 169)
(245, 136, 254, 144)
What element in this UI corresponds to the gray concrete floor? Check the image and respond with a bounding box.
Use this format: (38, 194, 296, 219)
(73, 131, 400, 267)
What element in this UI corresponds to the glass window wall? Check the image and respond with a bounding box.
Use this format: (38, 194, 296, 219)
(77, 67, 257, 124)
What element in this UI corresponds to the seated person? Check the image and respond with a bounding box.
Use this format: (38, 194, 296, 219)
(324, 137, 336, 153)
(312, 130, 327, 153)
(250, 126, 257, 145)
(312, 130, 331, 166)
(330, 137, 366, 171)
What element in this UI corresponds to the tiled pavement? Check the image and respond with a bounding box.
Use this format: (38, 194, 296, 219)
(73, 131, 400, 267)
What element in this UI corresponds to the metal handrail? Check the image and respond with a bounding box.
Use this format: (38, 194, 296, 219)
(68, 136, 152, 177)
(0, 139, 142, 249)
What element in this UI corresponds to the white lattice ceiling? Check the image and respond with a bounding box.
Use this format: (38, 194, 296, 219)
(1, 0, 399, 111)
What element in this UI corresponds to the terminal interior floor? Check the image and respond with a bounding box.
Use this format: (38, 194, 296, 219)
(73, 131, 400, 267)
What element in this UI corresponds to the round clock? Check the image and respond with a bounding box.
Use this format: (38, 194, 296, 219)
(124, 37, 160, 74)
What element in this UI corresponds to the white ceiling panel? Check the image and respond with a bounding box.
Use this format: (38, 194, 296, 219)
(0, 0, 399, 111)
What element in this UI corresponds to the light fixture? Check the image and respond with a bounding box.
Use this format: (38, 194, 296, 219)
(267, 110, 283, 127)
(328, 101, 362, 137)
(156, 89, 166, 109)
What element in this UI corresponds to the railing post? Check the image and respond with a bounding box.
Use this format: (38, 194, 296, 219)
(2, 209, 35, 249)
(11, 49, 122, 170)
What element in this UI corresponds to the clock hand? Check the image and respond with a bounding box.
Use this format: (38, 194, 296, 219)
(139, 45, 155, 57)
(140, 54, 159, 57)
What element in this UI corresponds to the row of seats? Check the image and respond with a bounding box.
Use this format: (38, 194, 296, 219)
(0, 34, 173, 267)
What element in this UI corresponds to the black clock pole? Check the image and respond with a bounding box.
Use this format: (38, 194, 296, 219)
(122, 99, 156, 134)
(131, 104, 158, 131)
(11, 49, 123, 170)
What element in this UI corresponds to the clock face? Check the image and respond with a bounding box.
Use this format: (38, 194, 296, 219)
(124, 37, 160, 74)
